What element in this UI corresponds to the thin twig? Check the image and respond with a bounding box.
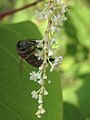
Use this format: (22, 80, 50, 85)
(0, 0, 44, 20)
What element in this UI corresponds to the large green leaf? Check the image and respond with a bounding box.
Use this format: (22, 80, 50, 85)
(0, 21, 62, 120)
(77, 73, 90, 118)
(63, 102, 85, 120)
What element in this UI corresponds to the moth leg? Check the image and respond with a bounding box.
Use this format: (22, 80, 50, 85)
(20, 57, 23, 79)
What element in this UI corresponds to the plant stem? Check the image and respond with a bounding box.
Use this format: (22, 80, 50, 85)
(0, 0, 44, 20)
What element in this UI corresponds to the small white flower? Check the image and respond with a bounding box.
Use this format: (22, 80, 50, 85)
(43, 74, 47, 80)
(38, 104, 43, 109)
(38, 94, 43, 104)
(38, 99, 43, 104)
(48, 80, 51, 84)
(50, 56, 63, 72)
(30, 71, 38, 81)
(41, 108, 46, 114)
(31, 90, 38, 99)
(51, 26, 60, 33)
(55, 0, 61, 4)
(36, 109, 41, 115)
(50, 38, 56, 46)
(59, 55, 63, 59)
(37, 115, 41, 118)
(39, 94, 43, 100)
(44, 89, 48, 95)
(51, 26, 57, 32)
(54, 56, 63, 64)
(44, 14, 49, 19)
(39, 66, 42, 71)
(35, 50, 43, 60)
(36, 40, 43, 48)
(61, 3, 67, 14)
(48, 50, 54, 56)
(38, 79, 44, 85)
(37, 104, 46, 114)
(30, 71, 41, 81)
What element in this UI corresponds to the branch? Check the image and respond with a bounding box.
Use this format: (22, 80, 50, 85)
(0, 0, 44, 20)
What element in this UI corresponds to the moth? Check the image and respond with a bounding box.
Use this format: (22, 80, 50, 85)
(17, 39, 43, 68)
(17, 39, 54, 68)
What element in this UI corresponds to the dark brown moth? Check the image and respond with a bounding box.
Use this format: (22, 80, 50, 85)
(17, 39, 54, 68)
(17, 40, 43, 68)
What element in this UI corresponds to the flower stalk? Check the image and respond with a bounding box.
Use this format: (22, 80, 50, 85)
(30, 0, 67, 118)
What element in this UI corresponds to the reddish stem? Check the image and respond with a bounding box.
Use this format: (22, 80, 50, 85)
(0, 0, 44, 20)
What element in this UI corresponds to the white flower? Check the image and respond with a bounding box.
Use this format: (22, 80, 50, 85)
(48, 80, 51, 84)
(30, 71, 41, 81)
(38, 96, 43, 104)
(37, 104, 46, 114)
(35, 50, 43, 60)
(55, 55, 63, 61)
(36, 40, 43, 48)
(43, 73, 47, 80)
(36, 109, 41, 115)
(51, 26, 57, 32)
(50, 56, 63, 72)
(35, 10, 44, 20)
(51, 26, 60, 33)
(50, 38, 56, 46)
(44, 89, 48, 95)
(55, 0, 61, 4)
(37, 115, 41, 118)
(41, 108, 46, 114)
(61, 3, 67, 14)
(31, 90, 38, 99)
(38, 79, 44, 85)
(38, 104, 43, 109)
(48, 50, 54, 56)
(32, 0, 67, 118)
(44, 13, 49, 19)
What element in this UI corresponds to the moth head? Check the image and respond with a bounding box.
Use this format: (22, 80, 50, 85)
(17, 40, 37, 52)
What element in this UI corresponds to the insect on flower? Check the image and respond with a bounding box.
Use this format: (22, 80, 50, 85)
(17, 39, 43, 68)
(17, 39, 55, 68)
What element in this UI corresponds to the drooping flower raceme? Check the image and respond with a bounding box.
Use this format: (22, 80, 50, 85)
(30, 0, 67, 118)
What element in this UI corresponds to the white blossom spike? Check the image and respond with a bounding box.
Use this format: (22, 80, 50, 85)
(29, 0, 67, 118)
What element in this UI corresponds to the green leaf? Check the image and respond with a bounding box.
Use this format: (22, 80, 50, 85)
(77, 73, 90, 118)
(63, 102, 85, 120)
(0, 21, 63, 120)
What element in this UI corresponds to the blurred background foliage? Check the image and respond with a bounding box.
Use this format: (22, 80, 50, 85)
(0, 0, 90, 120)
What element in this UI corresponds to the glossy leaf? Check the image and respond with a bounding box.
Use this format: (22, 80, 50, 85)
(0, 21, 63, 120)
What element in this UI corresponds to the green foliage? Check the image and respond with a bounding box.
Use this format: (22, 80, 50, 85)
(0, 0, 90, 120)
(0, 21, 63, 120)
(61, 1, 90, 120)
(63, 102, 86, 120)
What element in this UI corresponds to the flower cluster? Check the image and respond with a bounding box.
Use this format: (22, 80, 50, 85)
(30, 68, 48, 118)
(36, 0, 67, 33)
(30, 0, 67, 118)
